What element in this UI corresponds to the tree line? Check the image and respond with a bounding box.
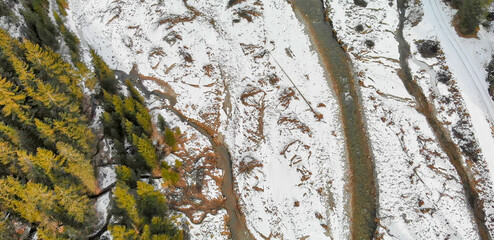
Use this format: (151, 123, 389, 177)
(0, 0, 184, 238)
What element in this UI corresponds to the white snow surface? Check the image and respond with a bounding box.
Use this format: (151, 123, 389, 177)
(326, 0, 493, 238)
(65, 0, 494, 238)
(67, 0, 348, 238)
(405, 0, 494, 234)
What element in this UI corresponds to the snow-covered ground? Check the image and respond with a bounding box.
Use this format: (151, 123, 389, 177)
(405, 0, 494, 234)
(67, 0, 349, 238)
(59, 0, 494, 238)
(325, 0, 492, 238)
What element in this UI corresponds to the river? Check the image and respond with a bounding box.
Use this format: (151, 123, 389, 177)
(291, 0, 377, 239)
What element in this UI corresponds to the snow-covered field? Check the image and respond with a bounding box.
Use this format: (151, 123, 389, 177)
(67, 0, 349, 238)
(326, 0, 494, 238)
(49, 0, 494, 238)
(405, 0, 494, 234)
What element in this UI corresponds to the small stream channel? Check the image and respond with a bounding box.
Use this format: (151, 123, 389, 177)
(115, 69, 254, 240)
(396, 1, 490, 239)
(291, 0, 377, 239)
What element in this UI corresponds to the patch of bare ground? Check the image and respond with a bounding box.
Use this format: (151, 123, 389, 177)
(240, 86, 266, 143)
(277, 116, 312, 137)
(234, 8, 262, 23)
(167, 143, 225, 224)
(158, 0, 201, 30)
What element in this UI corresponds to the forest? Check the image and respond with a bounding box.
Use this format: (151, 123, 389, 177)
(0, 0, 183, 239)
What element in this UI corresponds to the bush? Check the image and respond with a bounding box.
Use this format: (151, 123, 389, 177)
(354, 0, 368, 7)
(457, 0, 482, 35)
(417, 40, 440, 58)
(487, 56, 494, 100)
(487, 12, 494, 21)
(365, 39, 374, 48)
(437, 71, 451, 84)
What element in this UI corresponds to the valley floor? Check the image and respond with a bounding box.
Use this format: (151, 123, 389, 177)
(60, 0, 494, 238)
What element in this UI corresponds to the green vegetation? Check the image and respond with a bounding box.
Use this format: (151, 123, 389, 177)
(91, 51, 183, 239)
(0, 28, 97, 238)
(109, 182, 182, 240)
(457, 0, 483, 35)
(53, 11, 81, 63)
(20, 0, 60, 50)
(56, 0, 69, 16)
(0, 0, 183, 237)
(0, 1, 14, 18)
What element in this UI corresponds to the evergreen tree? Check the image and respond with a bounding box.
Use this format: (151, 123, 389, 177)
(164, 128, 176, 149)
(133, 134, 158, 171)
(90, 50, 118, 94)
(458, 0, 483, 35)
(0, 29, 99, 238)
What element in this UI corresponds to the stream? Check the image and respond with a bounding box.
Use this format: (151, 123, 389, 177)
(396, 0, 490, 239)
(114, 69, 254, 240)
(291, 0, 377, 239)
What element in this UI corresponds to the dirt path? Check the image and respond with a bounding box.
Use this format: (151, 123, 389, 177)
(291, 0, 377, 239)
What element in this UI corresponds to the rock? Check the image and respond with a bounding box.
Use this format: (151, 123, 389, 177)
(437, 71, 451, 84)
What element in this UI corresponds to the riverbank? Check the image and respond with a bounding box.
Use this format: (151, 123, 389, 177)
(325, 0, 483, 238)
(291, 0, 376, 239)
(67, 0, 350, 238)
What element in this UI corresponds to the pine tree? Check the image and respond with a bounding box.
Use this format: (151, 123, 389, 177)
(109, 225, 138, 240)
(0, 77, 27, 121)
(458, 0, 482, 35)
(125, 79, 144, 104)
(133, 134, 158, 170)
(0, 121, 21, 146)
(113, 183, 141, 227)
(53, 185, 93, 223)
(90, 50, 118, 94)
(56, 142, 98, 193)
(164, 128, 176, 149)
(136, 182, 167, 220)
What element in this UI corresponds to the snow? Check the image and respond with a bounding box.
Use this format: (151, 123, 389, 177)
(67, 0, 348, 238)
(0, 1, 25, 39)
(187, 209, 229, 239)
(405, 0, 494, 234)
(326, 0, 487, 238)
(97, 166, 116, 190)
(419, 0, 494, 183)
(63, 0, 494, 238)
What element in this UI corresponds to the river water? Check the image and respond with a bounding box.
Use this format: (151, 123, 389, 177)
(291, 0, 377, 239)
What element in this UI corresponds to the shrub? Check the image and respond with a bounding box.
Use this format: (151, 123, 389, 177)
(164, 128, 176, 148)
(417, 40, 440, 58)
(354, 0, 368, 7)
(457, 0, 482, 35)
(365, 39, 375, 48)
